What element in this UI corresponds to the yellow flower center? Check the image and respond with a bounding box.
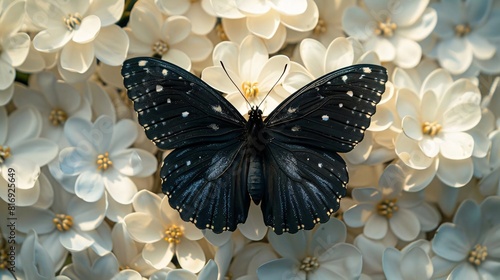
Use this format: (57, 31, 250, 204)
(152, 40, 169, 56)
(455, 23, 471, 37)
(216, 23, 228, 41)
(0, 145, 11, 164)
(422, 121, 442, 137)
(299, 256, 319, 272)
(119, 265, 131, 271)
(375, 18, 397, 37)
(377, 198, 399, 218)
(241, 81, 259, 100)
(53, 214, 74, 232)
(64, 13, 82, 31)
(164, 225, 183, 244)
(313, 18, 327, 35)
(49, 108, 68, 126)
(97, 152, 113, 171)
(468, 244, 488, 266)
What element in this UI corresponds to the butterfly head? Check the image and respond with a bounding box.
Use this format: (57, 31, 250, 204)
(248, 107, 263, 121)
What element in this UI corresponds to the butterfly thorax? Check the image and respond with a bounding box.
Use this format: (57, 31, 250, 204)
(246, 107, 268, 204)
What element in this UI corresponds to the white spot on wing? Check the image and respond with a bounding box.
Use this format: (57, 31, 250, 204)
(346, 91, 353, 97)
(322, 115, 329, 121)
(156, 85, 163, 92)
(288, 107, 297, 113)
(339, 103, 343, 108)
(162, 69, 168, 76)
(342, 75, 348, 82)
(182, 111, 189, 117)
(167, 98, 171, 103)
(363, 67, 372, 73)
(208, 123, 219, 131)
(291, 126, 300, 132)
(138, 60, 147, 66)
(186, 160, 191, 166)
(212, 105, 222, 113)
(318, 163, 323, 168)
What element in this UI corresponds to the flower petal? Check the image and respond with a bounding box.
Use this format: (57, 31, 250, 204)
(432, 223, 470, 261)
(437, 37, 472, 75)
(87, 0, 124, 26)
(317, 243, 362, 278)
(33, 27, 73, 52)
(143, 240, 174, 269)
(239, 35, 268, 80)
(162, 49, 191, 71)
(268, 230, 307, 260)
(401, 247, 433, 279)
(173, 34, 213, 62)
(60, 41, 94, 73)
(257, 259, 302, 280)
(392, 36, 422, 68)
(364, 36, 396, 62)
(73, 15, 101, 44)
(389, 209, 420, 241)
(342, 7, 373, 41)
(436, 156, 473, 187)
(94, 25, 128, 66)
(325, 37, 354, 71)
(75, 170, 105, 202)
(439, 132, 474, 160)
(124, 212, 164, 243)
(104, 168, 137, 204)
(68, 195, 106, 231)
(59, 230, 94, 251)
(418, 136, 440, 158)
(382, 248, 403, 280)
(280, 0, 318, 32)
(237, 202, 267, 241)
(441, 104, 481, 133)
(364, 214, 388, 240)
(343, 203, 374, 228)
(247, 10, 280, 39)
(0, 62, 15, 92)
(395, 134, 434, 169)
(3, 33, 30, 67)
(176, 239, 206, 273)
(402, 115, 423, 141)
(6, 107, 41, 144)
(162, 16, 191, 45)
(16, 207, 55, 234)
(396, 88, 421, 120)
(397, 8, 437, 40)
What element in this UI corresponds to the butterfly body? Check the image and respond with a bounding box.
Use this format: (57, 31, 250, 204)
(122, 57, 387, 234)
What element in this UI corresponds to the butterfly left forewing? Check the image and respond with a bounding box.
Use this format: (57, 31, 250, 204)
(122, 57, 252, 232)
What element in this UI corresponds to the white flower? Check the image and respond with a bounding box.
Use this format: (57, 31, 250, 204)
(215, 0, 319, 53)
(0, 0, 30, 105)
(13, 72, 92, 145)
(228, 242, 278, 279)
(60, 249, 135, 279)
(155, 0, 217, 35)
(395, 69, 482, 188)
(294, 0, 356, 46)
(354, 234, 393, 278)
(382, 240, 433, 280)
(0, 107, 58, 194)
(165, 260, 218, 280)
(342, 0, 437, 68)
(123, 190, 206, 273)
(430, 0, 500, 75)
(431, 197, 500, 279)
(59, 116, 157, 204)
(15, 179, 110, 270)
(258, 218, 362, 280)
(343, 164, 440, 242)
(479, 130, 500, 195)
(18, 230, 71, 280)
(27, 0, 129, 73)
(112, 221, 161, 277)
(202, 35, 289, 115)
(125, 0, 212, 71)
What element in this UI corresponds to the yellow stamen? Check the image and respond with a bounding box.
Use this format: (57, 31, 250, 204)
(164, 225, 183, 244)
(53, 214, 74, 232)
(0, 146, 11, 163)
(216, 23, 228, 41)
(152, 40, 169, 56)
(422, 121, 442, 137)
(241, 81, 259, 100)
(455, 24, 471, 37)
(468, 244, 488, 266)
(97, 152, 112, 171)
(375, 18, 397, 37)
(64, 13, 82, 31)
(313, 18, 327, 35)
(49, 108, 68, 126)
(377, 199, 399, 218)
(299, 256, 319, 272)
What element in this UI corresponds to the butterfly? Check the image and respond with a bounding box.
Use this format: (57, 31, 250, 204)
(122, 57, 387, 234)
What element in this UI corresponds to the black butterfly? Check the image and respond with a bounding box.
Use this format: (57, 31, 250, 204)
(122, 57, 387, 234)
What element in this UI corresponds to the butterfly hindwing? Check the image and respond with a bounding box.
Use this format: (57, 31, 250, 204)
(260, 65, 387, 233)
(122, 57, 247, 150)
(122, 57, 251, 232)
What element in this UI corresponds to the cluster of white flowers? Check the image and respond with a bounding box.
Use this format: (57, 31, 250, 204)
(1, 0, 500, 279)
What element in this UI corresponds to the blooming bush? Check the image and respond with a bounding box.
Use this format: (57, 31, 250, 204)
(0, 0, 499, 279)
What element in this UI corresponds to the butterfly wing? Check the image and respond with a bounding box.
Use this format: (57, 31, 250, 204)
(122, 57, 251, 232)
(262, 64, 388, 234)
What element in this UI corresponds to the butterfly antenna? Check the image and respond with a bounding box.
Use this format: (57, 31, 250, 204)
(220, 61, 252, 108)
(257, 64, 288, 108)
